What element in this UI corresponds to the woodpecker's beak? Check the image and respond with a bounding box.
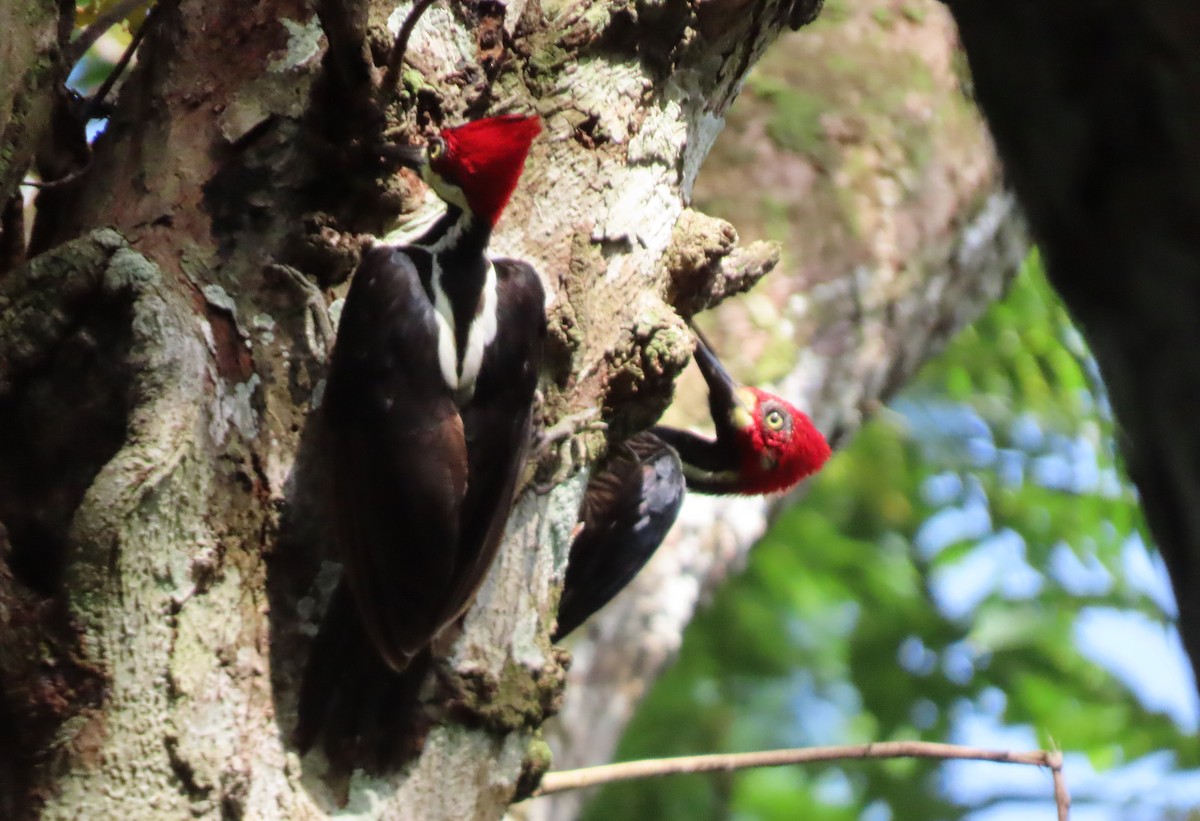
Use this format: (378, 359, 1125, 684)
(691, 326, 755, 431)
(378, 142, 427, 171)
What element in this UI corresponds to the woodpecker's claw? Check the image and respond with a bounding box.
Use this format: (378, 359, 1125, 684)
(533, 408, 606, 494)
(267, 263, 336, 364)
(536, 408, 603, 454)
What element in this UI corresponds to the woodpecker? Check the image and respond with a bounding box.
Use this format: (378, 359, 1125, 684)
(297, 115, 545, 766)
(553, 330, 830, 641)
(320, 114, 546, 671)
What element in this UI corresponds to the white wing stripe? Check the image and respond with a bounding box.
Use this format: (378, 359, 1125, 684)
(429, 255, 461, 393)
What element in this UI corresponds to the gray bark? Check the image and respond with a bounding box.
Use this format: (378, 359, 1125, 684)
(0, 0, 1024, 819)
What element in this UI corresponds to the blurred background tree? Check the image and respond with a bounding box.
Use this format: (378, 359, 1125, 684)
(584, 255, 1200, 820)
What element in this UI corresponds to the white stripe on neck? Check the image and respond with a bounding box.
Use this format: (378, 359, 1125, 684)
(458, 260, 498, 402)
(418, 213, 498, 404)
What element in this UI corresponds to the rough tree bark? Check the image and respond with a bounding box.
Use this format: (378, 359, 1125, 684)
(0, 1, 1023, 820)
(943, 0, 1200, 692)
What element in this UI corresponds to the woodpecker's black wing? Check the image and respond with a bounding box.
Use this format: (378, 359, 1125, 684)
(322, 245, 468, 671)
(554, 433, 685, 641)
(437, 257, 546, 627)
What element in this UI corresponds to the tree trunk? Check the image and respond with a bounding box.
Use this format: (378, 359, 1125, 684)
(0, 0, 61, 212)
(0, 0, 1021, 819)
(944, 0, 1200, 688)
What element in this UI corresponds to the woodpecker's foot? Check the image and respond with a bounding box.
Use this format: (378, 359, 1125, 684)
(267, 263, 336, 364)
(536, 408, 603, 454)
(533, 408, 605, 494)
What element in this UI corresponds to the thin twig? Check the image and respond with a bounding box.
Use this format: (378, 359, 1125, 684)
(533, 741, 1070, 819)
(19, 168, 90, 190)
(381, 0, 440, 97)
(68, 0, 153, 66)
(82, 1, 157, 121)
(1047, 750, 1071, 821)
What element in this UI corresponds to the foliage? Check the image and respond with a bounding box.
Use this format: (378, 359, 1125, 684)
(74, 0, 149, 31)
(582, 255, 1200, 821)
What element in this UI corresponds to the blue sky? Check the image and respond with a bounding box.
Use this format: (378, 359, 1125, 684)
(921, 528, 1199, 820)
(891, 396, 1200, 820)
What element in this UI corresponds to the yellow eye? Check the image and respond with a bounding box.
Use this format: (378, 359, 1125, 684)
(428, 137, 446, 161)
(765, 409, 785, 431)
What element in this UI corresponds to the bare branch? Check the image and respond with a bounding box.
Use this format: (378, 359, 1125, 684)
(1049, 751, 1071, 821)
(67, 0, 153, 67)
(532, 741, 1070, 819)
(82, 2, 157, 122)
(381, 0, 440, 97)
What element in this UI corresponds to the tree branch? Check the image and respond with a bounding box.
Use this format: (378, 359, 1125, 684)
(381, 0, 440, 98)
(67, 0, 153, 67)
(533, 742, 1070, 820)
(82, 1, 157, 122)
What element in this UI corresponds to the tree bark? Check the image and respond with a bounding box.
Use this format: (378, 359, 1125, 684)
(944, 0, 1200, 687)
(0, 0, 61, 205)
(0, 0, 1023, 819)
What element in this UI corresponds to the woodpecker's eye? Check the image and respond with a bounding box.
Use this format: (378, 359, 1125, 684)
(428, 137, 446, 161)
(764, 409, 786, 431)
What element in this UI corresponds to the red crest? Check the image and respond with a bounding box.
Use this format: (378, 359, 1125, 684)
(433, 114, 542, 226)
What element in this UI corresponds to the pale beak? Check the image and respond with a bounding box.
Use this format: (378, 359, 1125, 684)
(378, 142, 426, 171)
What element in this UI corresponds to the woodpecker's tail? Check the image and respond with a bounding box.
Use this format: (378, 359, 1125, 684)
(295, 584, 433, 774)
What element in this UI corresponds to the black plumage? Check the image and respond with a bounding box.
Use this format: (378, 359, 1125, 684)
(553, 434, 685, 642)
(320, 245, 468, 671)
(297, 247, 545, 766)
(325, 248, 544, 670)
(296, 114, 548, 767)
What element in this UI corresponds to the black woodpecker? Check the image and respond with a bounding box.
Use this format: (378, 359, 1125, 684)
(298, 115, 546, 764)
(324, 113, 546, 672)
(553, 330, 831, 641)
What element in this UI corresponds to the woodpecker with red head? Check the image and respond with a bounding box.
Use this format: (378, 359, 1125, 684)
(554, 329, 830, 641)
(324, 113, 544, 670)
(297, 115, 545, 761)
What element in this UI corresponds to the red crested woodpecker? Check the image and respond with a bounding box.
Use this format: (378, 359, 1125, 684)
(322, 114, 545, 672)
(553, 329, 830, 641)
(298, 115, 546, 761)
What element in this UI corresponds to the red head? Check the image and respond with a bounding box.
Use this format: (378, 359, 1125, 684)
(730, 386, 831, 495)
(424, 114, 542, 227)
(687, 327, 830, 495)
